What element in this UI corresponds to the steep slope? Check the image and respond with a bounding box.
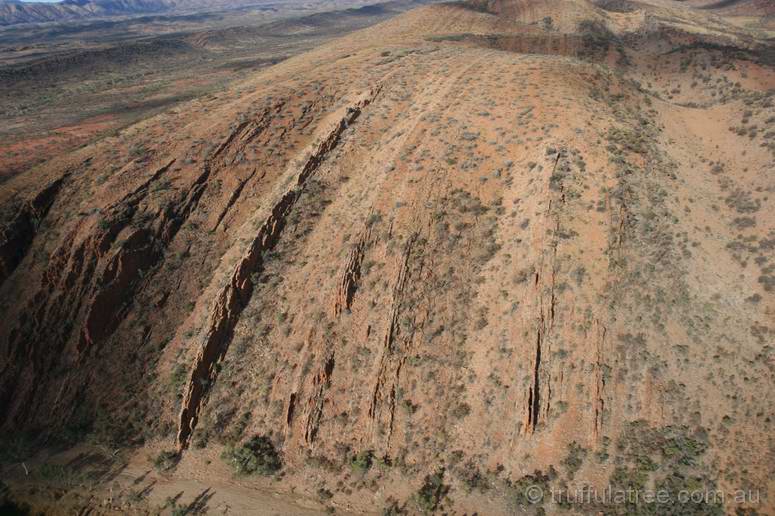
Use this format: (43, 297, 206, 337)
(0, 0, 774, 513)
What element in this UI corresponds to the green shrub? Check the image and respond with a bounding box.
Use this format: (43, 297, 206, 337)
(221, 435, 281, 476)
(351, 450, 373, 473)
(561, 442, 587, 480)
(152, 450, 180, 472)
(413, 469, 448, 513)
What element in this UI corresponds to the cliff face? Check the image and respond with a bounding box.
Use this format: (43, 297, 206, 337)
(1, 0, 774, 513)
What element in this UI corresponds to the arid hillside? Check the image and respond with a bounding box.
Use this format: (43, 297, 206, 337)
(0, 0, 774, 513)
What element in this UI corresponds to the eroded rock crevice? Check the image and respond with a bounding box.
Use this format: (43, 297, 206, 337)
(0, 174, 67, 286)
(332, 221, 373, 317)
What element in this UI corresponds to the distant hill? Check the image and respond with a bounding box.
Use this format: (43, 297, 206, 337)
(0, 0, 305, 25)
(687, 0, 775, 16)
(0, 0, 175, 25)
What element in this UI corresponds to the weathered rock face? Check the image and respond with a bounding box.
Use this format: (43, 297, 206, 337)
(175, 89, 379, 450)
(1, 0, 774, 513)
